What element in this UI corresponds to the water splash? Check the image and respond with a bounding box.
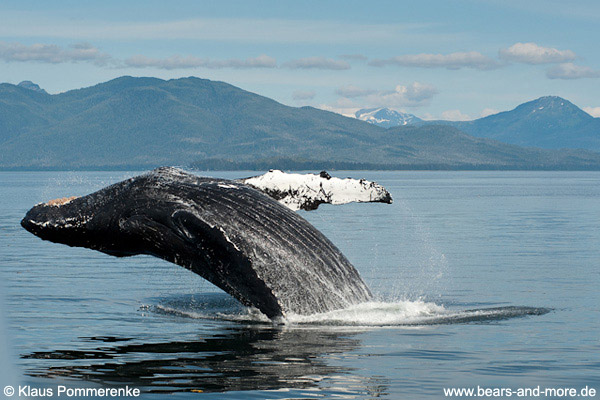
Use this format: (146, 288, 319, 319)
(389, 197, 451, 300)
(150, 297, 550, 327)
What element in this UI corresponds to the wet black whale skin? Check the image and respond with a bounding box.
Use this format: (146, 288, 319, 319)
(21, 167, 372, 319)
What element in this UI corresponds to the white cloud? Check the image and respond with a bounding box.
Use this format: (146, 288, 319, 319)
(0, 41, 110, 65)
(283, 57, 350, 70)
(396, 82, 438, 102)
(499, 42, 576, 64)
(292, 90, 316, 101)
(369, 51, 500, 70)
(546, 63, 600, 79)
(330, 82, 437, 111)
(318, 97, 360, 117)
(583, 107, 600, 118)
(480, 108, 499, 118)
(441, 109, 472, 121)
(124, 54, 276, 70)
(420, 113, 437, 121)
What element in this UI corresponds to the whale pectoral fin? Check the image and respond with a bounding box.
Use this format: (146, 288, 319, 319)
(238, 170, 393, 211)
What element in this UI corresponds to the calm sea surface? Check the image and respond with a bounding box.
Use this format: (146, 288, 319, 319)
(1, 171, 599, 399)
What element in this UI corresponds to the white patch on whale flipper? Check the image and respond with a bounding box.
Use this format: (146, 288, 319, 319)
(240, 170, 392, 211)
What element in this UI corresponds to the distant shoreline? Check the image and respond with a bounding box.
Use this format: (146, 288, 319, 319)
(2, 163, 600, 172)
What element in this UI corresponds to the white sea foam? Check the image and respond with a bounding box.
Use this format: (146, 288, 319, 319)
(284, 300, 446, 326)
(151, 300, 549, 327)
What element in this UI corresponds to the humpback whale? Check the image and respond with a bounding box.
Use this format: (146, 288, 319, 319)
(21, 167, 391, 319)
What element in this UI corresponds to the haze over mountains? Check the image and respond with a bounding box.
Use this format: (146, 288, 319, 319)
(1, 76, 599, 170)
(360, 97, 600, 152)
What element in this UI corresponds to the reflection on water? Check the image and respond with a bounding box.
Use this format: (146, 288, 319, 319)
(24, 326, 386, 396)
(20, 292, 550, 396)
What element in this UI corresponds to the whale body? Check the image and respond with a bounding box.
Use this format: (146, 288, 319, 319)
(21, 167, 375, 319)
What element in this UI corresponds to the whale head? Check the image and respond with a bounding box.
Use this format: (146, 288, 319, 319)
(19, 169, 207, 259)
(20, 184, 137, 256)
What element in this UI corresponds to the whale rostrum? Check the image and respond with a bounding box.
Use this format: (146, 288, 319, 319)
(21, 167, 392, 319)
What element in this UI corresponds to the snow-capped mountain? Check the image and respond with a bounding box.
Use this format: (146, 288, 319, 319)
(355, 108, 422, 128)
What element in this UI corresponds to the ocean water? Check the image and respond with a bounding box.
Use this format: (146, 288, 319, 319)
(1, 171, 599, 399)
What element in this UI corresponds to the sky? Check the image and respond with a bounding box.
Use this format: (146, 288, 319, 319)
(1, 0, 600, 120)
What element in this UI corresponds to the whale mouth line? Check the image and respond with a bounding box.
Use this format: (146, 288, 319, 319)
(147, 299, 552, 327)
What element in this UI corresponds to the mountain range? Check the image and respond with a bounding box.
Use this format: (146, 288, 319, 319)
(360, 97, 600, 151)
(1, 76, 599, 170)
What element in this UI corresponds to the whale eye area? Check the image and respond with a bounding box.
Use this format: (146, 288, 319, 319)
(45, 196, 78, 206)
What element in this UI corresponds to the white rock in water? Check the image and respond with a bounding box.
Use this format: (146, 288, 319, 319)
(240, 170, 393, 211)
